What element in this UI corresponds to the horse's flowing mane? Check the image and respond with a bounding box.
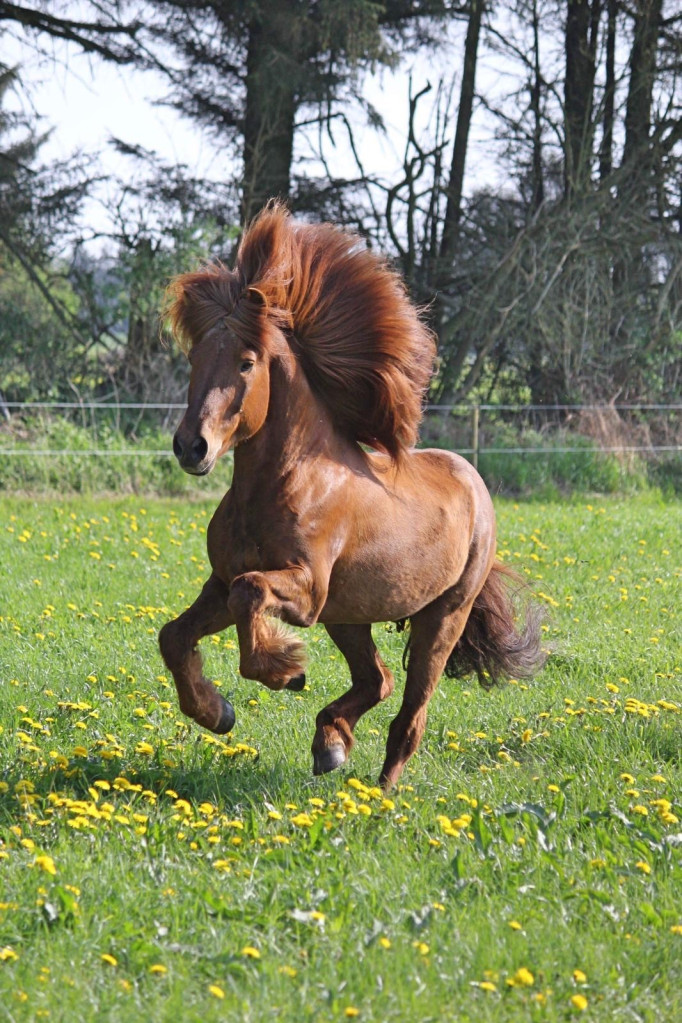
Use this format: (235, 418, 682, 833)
(165, 202, 436, 459)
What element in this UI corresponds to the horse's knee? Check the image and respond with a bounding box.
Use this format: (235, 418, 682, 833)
(159, 619, 183, 669)
(228, 574, 265, 619)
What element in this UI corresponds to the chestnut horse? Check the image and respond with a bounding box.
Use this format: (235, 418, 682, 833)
(159, 203, 543, 789)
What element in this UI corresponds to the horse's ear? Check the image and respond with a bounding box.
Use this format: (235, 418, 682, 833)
(246, 287, 267, 307)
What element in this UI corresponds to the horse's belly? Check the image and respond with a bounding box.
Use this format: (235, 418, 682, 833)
(320, 533, 468, 624)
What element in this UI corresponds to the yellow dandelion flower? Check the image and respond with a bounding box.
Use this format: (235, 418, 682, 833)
(570, 994, 588, 1011)
(508, 967, 534, 987)
(378, 937, 391, 949)
(149, 964, 167, 975)
(34, 855, 57, 875)
(508, 920, 523, 931)
(0, 947, 19, 962)
(620, 773, 635, 784)
(635, 860, 651, 875)
(290, 812, 313, 827)
(478, 981, 497, 993)
(101, 954, 118, 966)
(279, 965, 298, 977)
(573, 969, 587, 983)
(241, 946, 261, 959)
(669, 925, 682, 935)
(413, 941, 429, 956)
(208, 985, 225, 999)
(344, 1009, 360, 1018)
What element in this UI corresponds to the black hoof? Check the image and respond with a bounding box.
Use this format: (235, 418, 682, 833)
(313, 743, 347, 775)
(286, 673, 306, 692)
(214, 696, 236, 734)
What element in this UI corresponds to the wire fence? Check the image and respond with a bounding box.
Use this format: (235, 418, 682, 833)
(0, 401, 681, 463)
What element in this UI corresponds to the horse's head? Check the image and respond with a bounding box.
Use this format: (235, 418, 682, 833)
(171, 286, 275, 475)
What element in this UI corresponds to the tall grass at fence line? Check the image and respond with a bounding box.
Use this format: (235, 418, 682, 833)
(422, 413, 675, 496)
(0, 416, 233, 496)
(1, 414, 680, 496)
(477, 430, 649, 497)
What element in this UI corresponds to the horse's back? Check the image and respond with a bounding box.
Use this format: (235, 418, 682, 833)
(368, 446, 494, 536)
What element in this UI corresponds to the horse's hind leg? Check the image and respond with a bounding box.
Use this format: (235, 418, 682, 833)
(159, 574, 236, 734)
(312, 624, 395, 775)
(379, 599, 474, 790)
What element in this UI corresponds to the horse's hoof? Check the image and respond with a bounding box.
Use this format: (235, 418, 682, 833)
(214, 696, 236, 734)
(313, 743, 347, 775)
(286, 673, 306, 692)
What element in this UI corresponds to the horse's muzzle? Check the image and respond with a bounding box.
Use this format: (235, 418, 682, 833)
(172, 432, 214, 474)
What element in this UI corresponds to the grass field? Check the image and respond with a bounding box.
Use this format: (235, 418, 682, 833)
(0, 492, 680, 1022)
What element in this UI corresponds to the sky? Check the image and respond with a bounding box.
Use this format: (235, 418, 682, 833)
(3, 15, 511, 244)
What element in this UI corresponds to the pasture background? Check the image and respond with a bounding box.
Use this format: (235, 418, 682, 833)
(0, 492, 680, 1021)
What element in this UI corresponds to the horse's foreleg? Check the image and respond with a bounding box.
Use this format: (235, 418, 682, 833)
(312, 624, 395, 775)
(159, 574, 236, 733)
(228, 568, 323, 690)
(379, 600, 474, 790)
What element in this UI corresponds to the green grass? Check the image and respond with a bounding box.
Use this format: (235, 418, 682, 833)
(0, 493, 680, 1021)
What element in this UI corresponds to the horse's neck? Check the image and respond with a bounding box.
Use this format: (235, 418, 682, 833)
(233, 356, 339, 485)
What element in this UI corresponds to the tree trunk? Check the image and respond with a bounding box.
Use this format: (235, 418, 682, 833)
(242, 1, 299, 222)
(564, 0, 601, 198)
(430, 0, 485, 404)
(622, 0, 662, 169)
(529, 0, 544, 212)
(439, 0, 485, 264)
(610, 0, 663, 391)
(599, 0, 616, 180)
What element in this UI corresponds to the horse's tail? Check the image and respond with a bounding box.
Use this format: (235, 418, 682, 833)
(444, 563, 546, 689)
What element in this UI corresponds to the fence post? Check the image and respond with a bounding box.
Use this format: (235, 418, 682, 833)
(471, 405, 480, 469)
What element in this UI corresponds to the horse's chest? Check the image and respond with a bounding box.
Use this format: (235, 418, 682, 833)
(207, 496, 298, 578)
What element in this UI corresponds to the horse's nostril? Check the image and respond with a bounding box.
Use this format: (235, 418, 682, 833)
(172, 434, 183, 459)
(191, 436, 208, 462)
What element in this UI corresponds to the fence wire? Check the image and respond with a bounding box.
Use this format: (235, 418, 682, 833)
(0, 401, 680, 458)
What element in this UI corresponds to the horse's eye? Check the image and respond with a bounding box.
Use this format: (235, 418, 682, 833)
(240, 360, 255, 374)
